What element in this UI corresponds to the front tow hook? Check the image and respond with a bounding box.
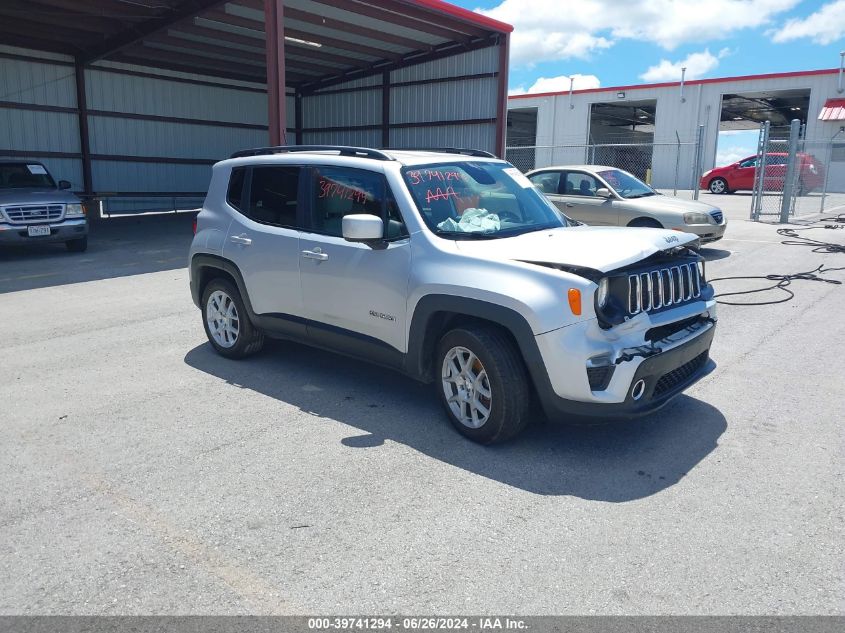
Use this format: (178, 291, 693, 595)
(614, 345, 663, 365)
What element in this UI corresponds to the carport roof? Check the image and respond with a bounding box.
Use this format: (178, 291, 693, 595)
(1, 0, 511, 90)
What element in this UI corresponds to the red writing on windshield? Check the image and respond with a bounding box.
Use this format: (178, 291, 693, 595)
(408, 170, 463, 186)
(318, 178, 368, 203)
(425, 186, 460, 203)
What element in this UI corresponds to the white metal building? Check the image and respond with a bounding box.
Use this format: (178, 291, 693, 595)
(507, 68, 845, 191)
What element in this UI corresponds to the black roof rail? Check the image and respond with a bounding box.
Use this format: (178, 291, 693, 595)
(230, 145, 395, 161)
(391, 147, 498, 158)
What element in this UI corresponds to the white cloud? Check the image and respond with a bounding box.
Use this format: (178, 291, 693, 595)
(639, 49, 726, 82)
(770, 0, 845, 45)
(478, 0, 799, 66)
(510, 74, 602, 96)
(716, 148, 755, 165)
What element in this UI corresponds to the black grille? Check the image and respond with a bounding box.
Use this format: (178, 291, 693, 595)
(653, 351, 709, 397)
(710, 210, 723, 224)
(627, 263, 701, 316)
(586, 365, 614, 391)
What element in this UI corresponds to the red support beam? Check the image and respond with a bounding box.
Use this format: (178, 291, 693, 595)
(74, 63, 93, 196)
(495, 33, 509, 158)
(265, 0, 287, 145)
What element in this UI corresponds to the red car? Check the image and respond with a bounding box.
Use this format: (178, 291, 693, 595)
(700, 152, 825, 195)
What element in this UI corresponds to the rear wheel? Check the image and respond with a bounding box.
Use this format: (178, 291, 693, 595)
(708, 177, 730, 194)
(436, 326, 531, 444)
(201, 278, 264, 359)
(65, 237, 87, 252)
(627, 217, 662, 228)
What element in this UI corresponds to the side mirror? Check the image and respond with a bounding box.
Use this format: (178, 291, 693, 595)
(342, 214, 384, 242)
(58, 180, 72, 190)
(596, 187, 613, 198)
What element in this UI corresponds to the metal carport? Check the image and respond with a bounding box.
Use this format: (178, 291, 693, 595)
(0, 0, 511, 214)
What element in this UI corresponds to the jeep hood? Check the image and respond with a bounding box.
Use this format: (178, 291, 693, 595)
(453, 226, 697, 274)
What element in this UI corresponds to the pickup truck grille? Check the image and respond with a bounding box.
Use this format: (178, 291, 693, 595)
(628, 263, 701, 315)
(2, 204, 64, 224)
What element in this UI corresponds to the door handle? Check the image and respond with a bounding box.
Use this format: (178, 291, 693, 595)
(565, 203, 575, 208)
(229, 234, 252, 246)
(301, 248, 329, 261)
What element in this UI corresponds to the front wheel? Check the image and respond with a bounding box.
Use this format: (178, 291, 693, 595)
(436, 326, 531, 444)
(627, 217, 662, 228)
(201, 278, 264, 359)
(708, 177, 730, 194)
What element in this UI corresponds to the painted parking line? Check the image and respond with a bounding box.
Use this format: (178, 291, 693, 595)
(719, 238, 784, 244)
(0, 272, 59, 282)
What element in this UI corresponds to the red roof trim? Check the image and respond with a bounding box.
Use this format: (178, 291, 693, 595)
(406, 0, 514, 33)
(823, 98, 845, 108)
(509, 68, 839, 101)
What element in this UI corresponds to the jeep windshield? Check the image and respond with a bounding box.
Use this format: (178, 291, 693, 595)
(402, 161, 568, 239)
(596, 168, 657, 199)
(0, 162, 56, 189)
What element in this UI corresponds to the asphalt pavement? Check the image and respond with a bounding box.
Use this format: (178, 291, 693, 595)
(0, 204, 843, 614)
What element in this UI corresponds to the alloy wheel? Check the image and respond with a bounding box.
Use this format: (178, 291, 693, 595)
(206, 290, 240, 348)
(441, 346, 493, 429)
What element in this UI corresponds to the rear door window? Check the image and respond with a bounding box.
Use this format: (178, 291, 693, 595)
(563, 172, 601, 196)
(246, 166, 302, 227)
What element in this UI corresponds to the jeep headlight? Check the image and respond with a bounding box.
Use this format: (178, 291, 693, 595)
(65, 203, 85, 217)
(596, 277, 610, 308)
(683, 212, 711, 225)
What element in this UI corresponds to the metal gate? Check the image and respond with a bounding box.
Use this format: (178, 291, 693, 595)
(750, 119, 802, 221)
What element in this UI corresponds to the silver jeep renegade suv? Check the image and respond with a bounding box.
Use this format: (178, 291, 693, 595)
(189, 146, 717, 444)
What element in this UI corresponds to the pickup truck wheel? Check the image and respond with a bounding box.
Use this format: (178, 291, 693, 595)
(65, 237, 87, 252)
(436, 326, 530, 444)
(201, 279, 264, 359)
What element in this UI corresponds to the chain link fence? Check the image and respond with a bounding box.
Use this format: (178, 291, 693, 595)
(751, 121, 845, 221)
(505, 135, 704, 197)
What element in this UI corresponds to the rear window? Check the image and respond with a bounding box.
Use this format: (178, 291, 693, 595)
(226, 167, 246, 210)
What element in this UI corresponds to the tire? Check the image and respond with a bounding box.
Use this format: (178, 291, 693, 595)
(708, 177, 730, 194)
(201, 278, 264, 359)
(435, 325, 531, 444)
(627, 217, 662, 228)
(65, 237, 87, 252)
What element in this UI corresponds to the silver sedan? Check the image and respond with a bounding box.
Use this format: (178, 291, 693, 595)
(526, 165, 727, 244)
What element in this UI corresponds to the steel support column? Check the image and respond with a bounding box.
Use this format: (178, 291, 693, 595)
(495, 33, 509, 158)
(382, 71, 390, 148)
(74, 61, 93, 196)
(264, 0, 286, 145)
(295, 92, 303, 144)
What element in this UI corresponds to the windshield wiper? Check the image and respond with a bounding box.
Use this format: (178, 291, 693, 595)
(626, 192, 657, 199)
(433, 230, 501, 239)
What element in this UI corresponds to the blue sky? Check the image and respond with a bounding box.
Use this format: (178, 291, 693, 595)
(452, 0, 843, 163)
(451, 0, 843, 94)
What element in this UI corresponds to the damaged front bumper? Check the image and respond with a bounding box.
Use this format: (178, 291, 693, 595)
(532, 299, 717, 421)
